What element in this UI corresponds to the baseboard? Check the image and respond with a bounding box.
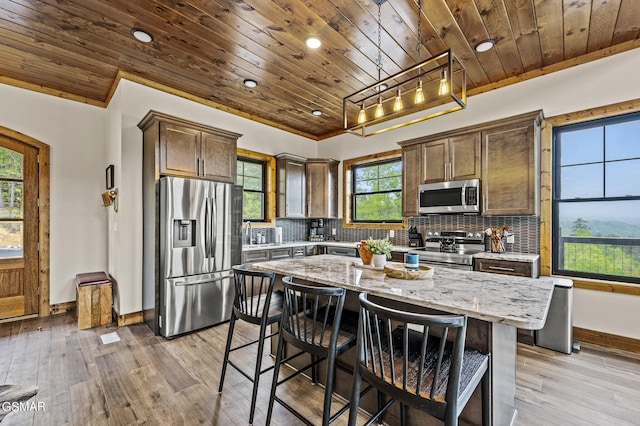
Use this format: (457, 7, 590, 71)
(112, 308, 143, 327)
(50, 301, 75, 315)
(574, 327, 640, 354)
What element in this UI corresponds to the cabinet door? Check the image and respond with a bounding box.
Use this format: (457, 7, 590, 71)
(269, 247, 293, 260)
(306, 160, 338, 218)
(449, 133, 480, 181)
(160, 122, 199, 177)
(200, 131, 236, 182)
(402, 144, 421, 216)
(482, 122, 537, 215)
(242, 250, 269, 264)
(422, 139, 448, 183)
(278, 158, 306, 218)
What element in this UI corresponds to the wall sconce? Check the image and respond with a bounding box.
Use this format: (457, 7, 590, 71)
(101, 189, 118, 212)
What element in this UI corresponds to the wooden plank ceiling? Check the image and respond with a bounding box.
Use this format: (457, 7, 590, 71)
(0, 0, 638, 140)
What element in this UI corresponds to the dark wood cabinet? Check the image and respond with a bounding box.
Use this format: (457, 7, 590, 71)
(474, 257, 538, 278)
(276, 154, 306, 218)
(140, 111, 241, 183)
(306, 159, 339, 218)
(422, 133, 480, 183)
(481, 112, 542, 216)
(399, 110, 542, 217)
(402, 143, 422, 217)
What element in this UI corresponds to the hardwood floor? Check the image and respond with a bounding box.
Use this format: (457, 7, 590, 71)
(1, 313, 639, 425)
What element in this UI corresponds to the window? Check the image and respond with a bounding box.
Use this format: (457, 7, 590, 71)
(237, 157, 266, 222)
(553, 111, 640, 284)
(352, 158, 402, 223)
(0, 146, 24, 257)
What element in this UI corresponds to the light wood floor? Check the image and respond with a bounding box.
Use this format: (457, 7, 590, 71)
(1, 313, 639, 425)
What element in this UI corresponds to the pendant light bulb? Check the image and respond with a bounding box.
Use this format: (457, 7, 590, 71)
(439, 70, 449, 96)
(393, 89, 403, 112)
(414, 80, 425, 104)
(374, 95, 384, 118)
(357, 103, 367, 124)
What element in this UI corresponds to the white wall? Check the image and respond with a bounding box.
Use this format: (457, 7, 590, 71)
(0, 83, 107, 304)
(318, 48, 640, 340)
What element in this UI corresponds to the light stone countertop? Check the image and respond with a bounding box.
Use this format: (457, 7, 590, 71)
(473, 252, 540, 263)
(242, 241, 412, 253)
(252, 254, 554, 330)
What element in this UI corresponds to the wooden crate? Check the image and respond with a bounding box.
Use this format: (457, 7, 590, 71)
(76, 272, 113, 329)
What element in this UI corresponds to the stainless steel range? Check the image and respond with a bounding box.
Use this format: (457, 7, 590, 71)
(408, 230, 485, 270)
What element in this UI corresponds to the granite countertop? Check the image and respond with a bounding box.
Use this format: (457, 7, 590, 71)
(252, 254, 554, 330)
(473, 252, 540, 262)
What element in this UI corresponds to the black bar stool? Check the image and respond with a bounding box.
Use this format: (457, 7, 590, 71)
(349, 293, 491, 426)
(266, 276, 358, 426)
(218, 265, 283, 425)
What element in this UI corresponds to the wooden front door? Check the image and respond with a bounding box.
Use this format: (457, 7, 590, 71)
(0, 136, 39, 320)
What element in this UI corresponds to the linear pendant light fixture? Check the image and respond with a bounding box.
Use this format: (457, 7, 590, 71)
(343, 0, 467, 137)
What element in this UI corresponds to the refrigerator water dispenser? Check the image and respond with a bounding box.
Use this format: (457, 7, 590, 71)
(173, 219, 196, 247)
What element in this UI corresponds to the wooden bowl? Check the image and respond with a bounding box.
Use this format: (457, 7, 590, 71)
(383, 262, 434, 280)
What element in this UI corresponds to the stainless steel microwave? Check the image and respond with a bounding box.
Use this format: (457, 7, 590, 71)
(419, 179, 480, 214)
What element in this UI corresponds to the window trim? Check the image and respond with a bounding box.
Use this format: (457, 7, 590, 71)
(342, 149, 407, 230)
(351, 157, 403, 224)
(236, 148, 276, 227)
(237, 156, 267, 222)
(551, 112, 640, 284)
(543, 100, 640, 293)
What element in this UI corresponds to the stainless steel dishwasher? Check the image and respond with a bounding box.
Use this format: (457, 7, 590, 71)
(535, 278, 575, 354)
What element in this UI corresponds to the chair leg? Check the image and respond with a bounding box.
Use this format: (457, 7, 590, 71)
(218, 314, 236, 393)
(348, 366, 362, 426)
(311, 355, 318, 384)
(248, 319, 269, 425)
(322, 351, 338, 426)
(266, 331, 286, 426)
(481, 357, 492, 426)
(400, 403, 406, 426)
(377, 391, 384, 424)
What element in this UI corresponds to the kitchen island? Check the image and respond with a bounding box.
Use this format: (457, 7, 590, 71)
(252, 254, 555, 426)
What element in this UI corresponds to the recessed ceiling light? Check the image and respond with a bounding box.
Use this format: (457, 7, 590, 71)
(131, 28, 153, 43)
(243, 79, 258, 88)
(378, 84, 388, 91)
(305, 36, 322, 49)
(475, 39, 495, 52)
(311, 110, 322, 116)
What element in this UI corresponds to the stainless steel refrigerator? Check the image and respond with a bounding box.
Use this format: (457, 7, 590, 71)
(143, 176, 242, 338)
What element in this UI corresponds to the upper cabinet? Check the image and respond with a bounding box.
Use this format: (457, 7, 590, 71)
(139, 111, 241, 183)
(402, 144, 422, 217)
(481, 112, 542, 216)
(399, 110, 542, 217)
(276, 154, 306, 218)
(422, 133, 480, 183)
(306, 159, 339, 218)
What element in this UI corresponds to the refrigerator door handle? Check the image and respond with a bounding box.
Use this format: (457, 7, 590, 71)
(173, 271, 233, 287)
(204, 197, 211, 259)
(210, 193, 218, 260)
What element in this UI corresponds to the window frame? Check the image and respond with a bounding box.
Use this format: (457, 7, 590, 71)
(237, 154, 270, 223)
(342, 149, 407, 230)
(552, 111, 640, 284)
(351, 157, 403, 224)
(236, 148, 276, 228)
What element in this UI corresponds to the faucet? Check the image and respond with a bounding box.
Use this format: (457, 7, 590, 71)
(246, 221, 252, 245)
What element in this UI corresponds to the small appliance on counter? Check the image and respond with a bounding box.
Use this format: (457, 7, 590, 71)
(309, 219, 325, 242)
(408, 226, 424, 247)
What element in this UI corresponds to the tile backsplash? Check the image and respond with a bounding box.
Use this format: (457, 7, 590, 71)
(249, 215, 540, 254)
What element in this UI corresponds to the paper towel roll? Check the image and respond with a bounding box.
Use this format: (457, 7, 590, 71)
(274, 227, 283, 244)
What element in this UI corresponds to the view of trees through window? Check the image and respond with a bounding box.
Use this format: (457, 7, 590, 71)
(352, 158, 402, 222)
(237, 158, 265, 221)
(0, 146, 24, 258)
(554, 112, 640, 283)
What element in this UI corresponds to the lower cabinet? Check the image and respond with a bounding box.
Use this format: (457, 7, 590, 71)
(474, 258, 539, 278)
(242, 244, 316, 265)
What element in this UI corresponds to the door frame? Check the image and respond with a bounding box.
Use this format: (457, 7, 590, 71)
(0, 125, 50, 318)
